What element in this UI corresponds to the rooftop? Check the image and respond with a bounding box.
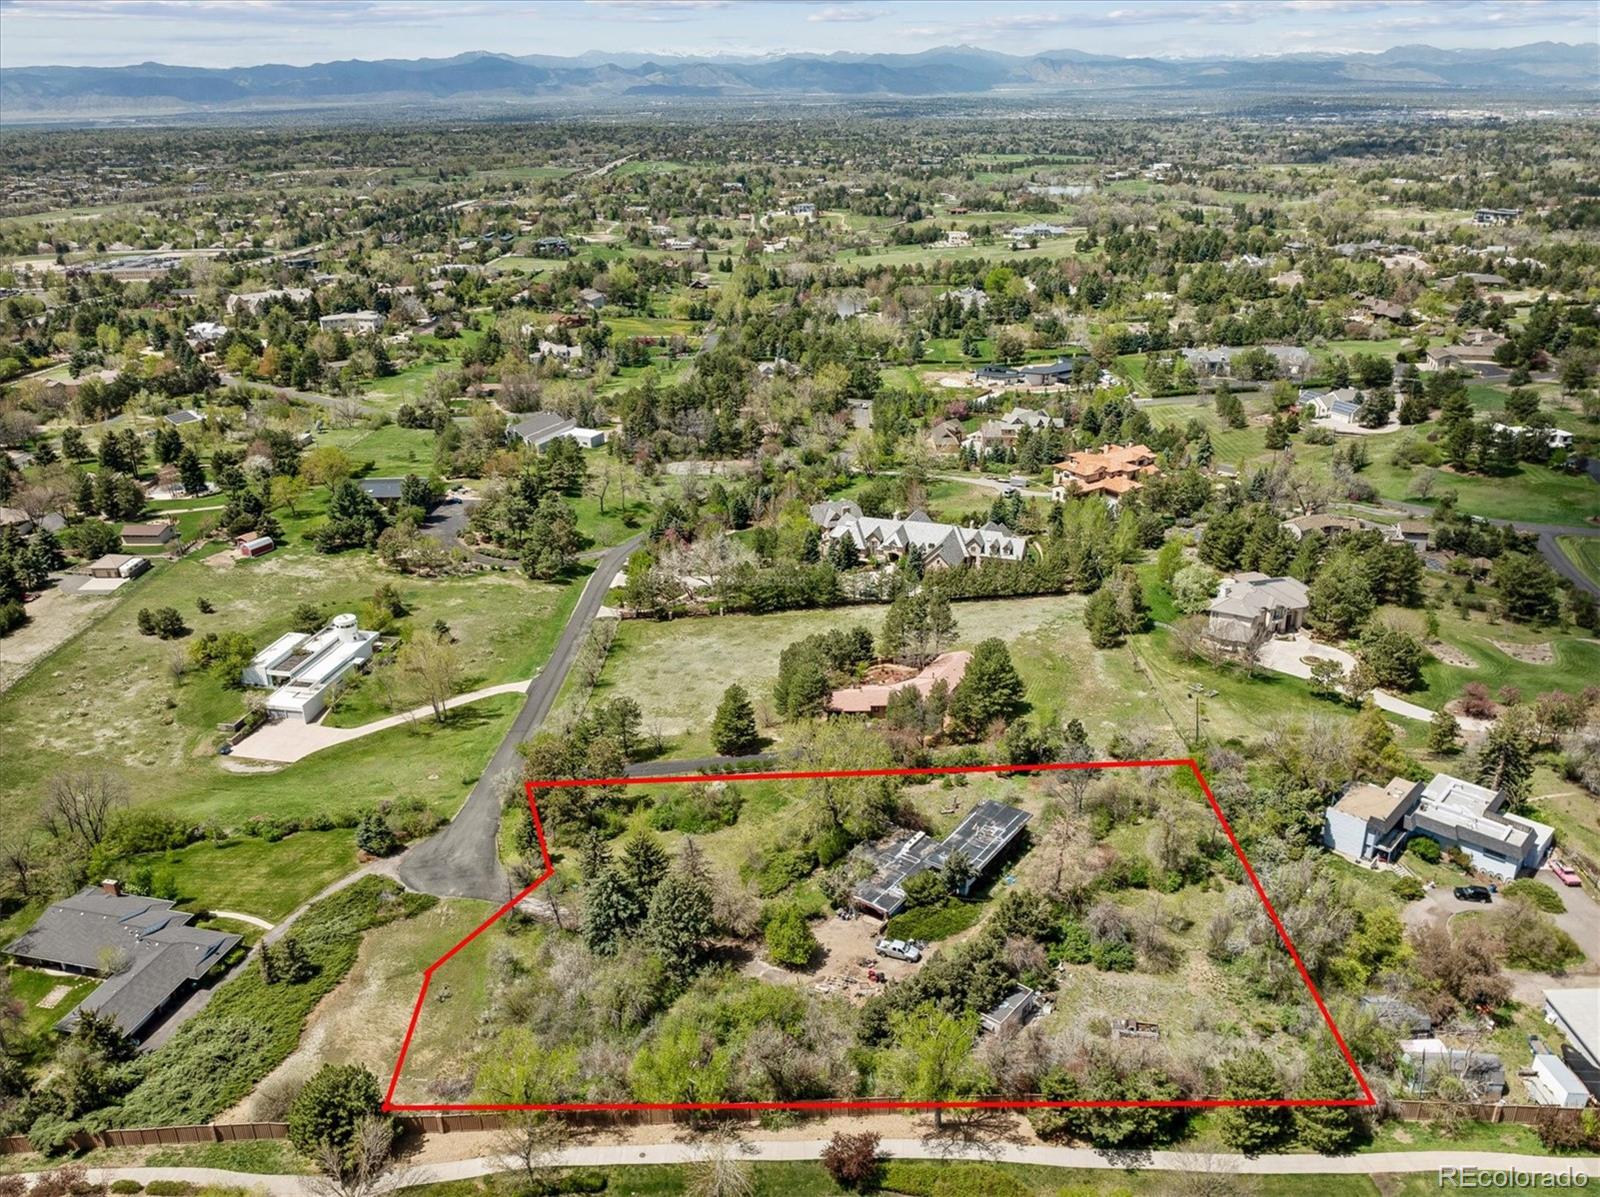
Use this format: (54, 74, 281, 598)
(1208, 573, 1310, 619)
(1335, 778, 1419, 823)
(828, 651, 971, 715)
(4, 886, 239, 1041)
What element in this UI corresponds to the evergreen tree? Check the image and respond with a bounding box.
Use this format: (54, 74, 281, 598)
(1084, 587, 1124, 648)
(1215, 1049, 1290, 1153)
(644, 868, 714, 982)
(947, 638, 1024, 740)
(581, 867, 641, 956)
(1474, 713, 1534, 802)
(1308, 552, 1375, 638)
(1294, 1051, 1366, 1153)
(710, 683, 760, 756)
(618, 831, 670, 903)
(1350, 700, 1412, 782)
(177, 447, 207, 496)
(1427, 709, 1462, 755)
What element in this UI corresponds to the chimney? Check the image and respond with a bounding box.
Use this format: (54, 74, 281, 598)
(101, 879, 122, 896)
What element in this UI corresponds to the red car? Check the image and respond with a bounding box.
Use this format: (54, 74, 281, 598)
(1549, 861, 1582, 887)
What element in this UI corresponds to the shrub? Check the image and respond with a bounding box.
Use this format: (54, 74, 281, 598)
(752, 847, 814, 897)
(109, 1183, 143, 1195)
(1503, 878, 1566, 913)
(287, 1064, 385, 1160)
(1392, 876, 1426, 902)
(354, 811, 398, 857)
(763, 904, 819, 969)
(648, 783, 743, 834)
(143, 1185, 196, 1197)
(885, 898, 983, 943)
(25, 1118, 83, 1160)
(1535, 1108, 1600, 1152)
(522, 1171, 606, 1196)
(820, 1130, 881, 1190)
(1092, 939, 1137, 972)
(1050, 916, 1093, 965)
(1406, 836, 1442, 864)
(28, 1167, 91, 1197)
(877, 1162, 1030, 1197)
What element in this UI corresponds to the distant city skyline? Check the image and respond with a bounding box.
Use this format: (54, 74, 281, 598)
(1, 0, 1596, 70)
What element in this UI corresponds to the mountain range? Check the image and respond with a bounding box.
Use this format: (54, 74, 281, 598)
(2, 42, 1595, 120)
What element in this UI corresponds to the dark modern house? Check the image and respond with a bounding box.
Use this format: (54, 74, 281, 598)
(851, 800, 1031, 919)
(5, 881, 241, 1043)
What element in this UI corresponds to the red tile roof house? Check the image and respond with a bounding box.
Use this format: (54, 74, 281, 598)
(827, 650, 971, 715)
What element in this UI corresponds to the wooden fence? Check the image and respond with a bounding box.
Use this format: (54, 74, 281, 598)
(2, 1100, 1588, 1156)
(1389, 1098, 1586, 1127)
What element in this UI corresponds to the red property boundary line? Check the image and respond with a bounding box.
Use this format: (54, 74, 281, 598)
(383, 759, 1376, 1113)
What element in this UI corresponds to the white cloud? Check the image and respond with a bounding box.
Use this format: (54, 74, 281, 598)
(808, 3, 883, 22)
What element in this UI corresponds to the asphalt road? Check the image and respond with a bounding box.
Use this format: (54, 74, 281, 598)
(398, 533, 643, 901)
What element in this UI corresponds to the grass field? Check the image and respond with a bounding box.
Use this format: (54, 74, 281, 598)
(126, 830, 359, 922)
(321, 424, 441, 475)
(0, 525, 576, 911)
(1557, 536, 1600, 586)
(565, 595, 1111, 756)
(258, 897, 501, 1111)
(845, 235, 1083, 271)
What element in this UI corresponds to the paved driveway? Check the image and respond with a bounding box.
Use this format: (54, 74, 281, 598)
(1256, 632, 1488, 731)
(398, 534, 643, 901)
(229, 682, 529, 764)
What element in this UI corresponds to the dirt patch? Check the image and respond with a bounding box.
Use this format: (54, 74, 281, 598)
(201, 548, 237, 570)
(1490, 638, 1553, 664)
(1429, 641, 1478, 669)
(0, 585, 118, 692)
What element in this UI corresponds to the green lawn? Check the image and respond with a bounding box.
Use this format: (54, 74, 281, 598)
(323, 573, 583, 726)
(127, 830, 359, 922)
(396, 1162, 1415, 1197)
(845, 234, 1083, 271)
(567, 595, 1116, 755)
(1411, 606, 1600, 713)
(8, 966, 95, 1038)
(322, 424, 442, 475)
(1557, 536, 1600, 587)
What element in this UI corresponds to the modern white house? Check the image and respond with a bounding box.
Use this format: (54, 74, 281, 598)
(1493, 423, 1575, 451)
(1322, 772, 1555, 880)
(241, 613, 379, 722)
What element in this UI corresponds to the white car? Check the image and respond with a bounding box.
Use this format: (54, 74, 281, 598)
(875, 938, 922, 962)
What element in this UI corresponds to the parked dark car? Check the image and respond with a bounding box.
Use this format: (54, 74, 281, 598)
(1454, 885, 1493, 903)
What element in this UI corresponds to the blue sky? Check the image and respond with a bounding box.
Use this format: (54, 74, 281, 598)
(1, 0, 1595, 69)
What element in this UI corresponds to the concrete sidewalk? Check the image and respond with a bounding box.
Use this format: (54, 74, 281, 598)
(27, 1145, 1599, 1196)
(229, 681, 531, 764)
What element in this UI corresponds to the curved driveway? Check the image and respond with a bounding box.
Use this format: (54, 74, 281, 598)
(398, 534, 642, 901)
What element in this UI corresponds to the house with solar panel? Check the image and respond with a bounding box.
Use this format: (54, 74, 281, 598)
(851, 800, 1031, 919)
